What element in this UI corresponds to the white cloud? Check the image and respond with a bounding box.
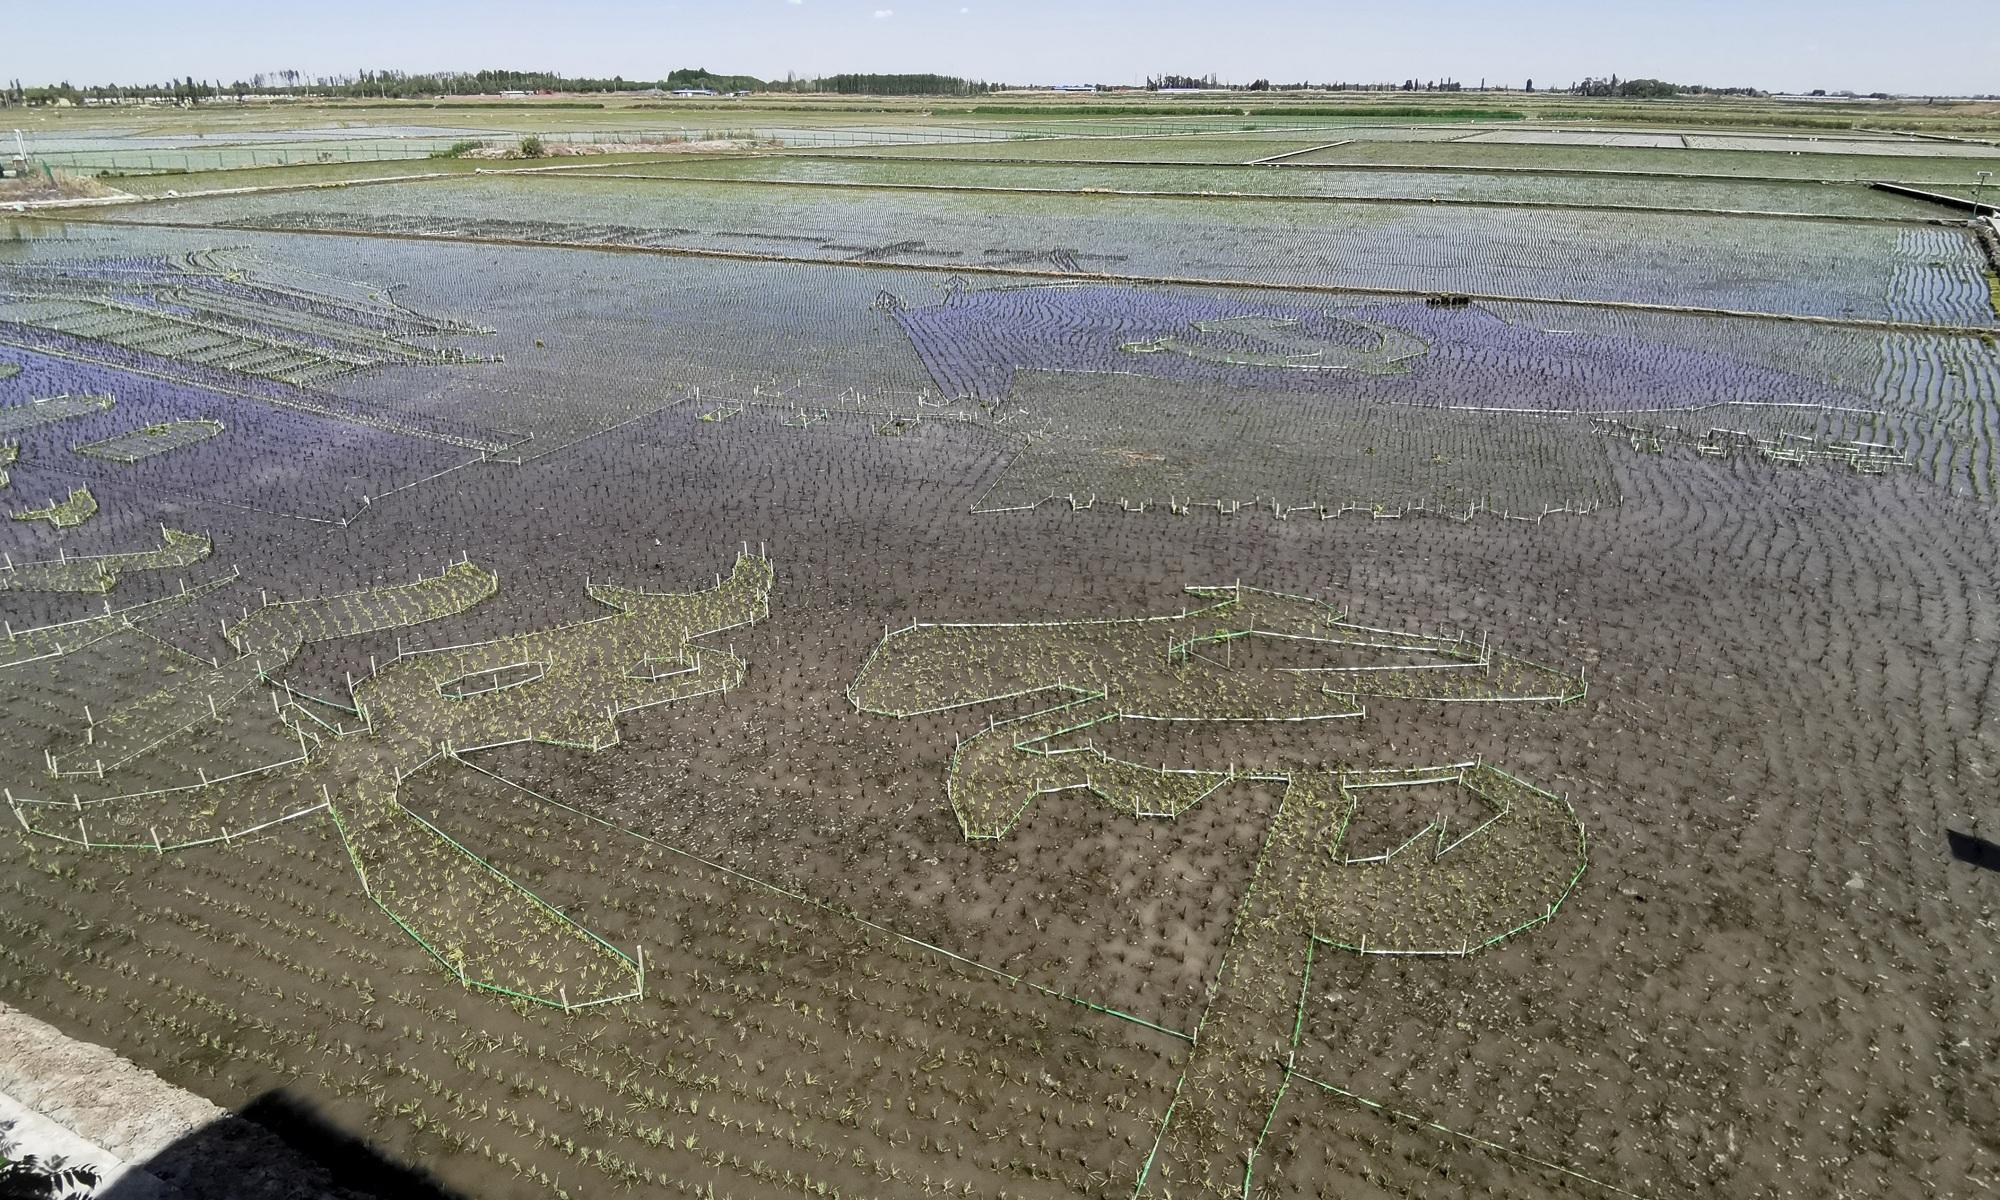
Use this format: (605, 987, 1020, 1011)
(873, 7, 893, 16)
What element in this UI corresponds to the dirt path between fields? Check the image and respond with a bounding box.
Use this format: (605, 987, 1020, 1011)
(0, 1000, 217, 1196)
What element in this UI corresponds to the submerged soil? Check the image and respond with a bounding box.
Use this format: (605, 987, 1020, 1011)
(0, 216, 1995, 1199)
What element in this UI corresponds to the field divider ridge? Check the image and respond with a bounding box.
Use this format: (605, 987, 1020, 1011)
(761, 148, 1994, 190)
(516, 167, 1949, 226)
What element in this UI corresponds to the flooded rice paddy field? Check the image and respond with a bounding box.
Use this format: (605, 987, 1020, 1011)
(85, 173, 2000, 324)
(0, 119, 1997, 1199)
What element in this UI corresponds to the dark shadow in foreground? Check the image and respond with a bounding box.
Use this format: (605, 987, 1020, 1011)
(98, 1089, 463, 1200)
(1948, 828, 2000, 873)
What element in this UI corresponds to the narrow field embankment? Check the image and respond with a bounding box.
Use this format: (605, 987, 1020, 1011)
(1, 169, 460, 212)
(1868, 180, 1999, 217)
(0, 1000, 219, 1197)
(1976, 217, 2000, 318)
(525, 168, 1950, 226)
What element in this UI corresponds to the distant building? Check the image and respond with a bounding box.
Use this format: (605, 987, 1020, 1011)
(672, 88, 718, 98)
(1051, 84, 1098, 93)
(497, 90, 530, 98)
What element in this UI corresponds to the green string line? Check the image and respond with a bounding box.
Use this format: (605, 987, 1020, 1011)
(261, 673, 362, 715)
(452, 753, 1194, 1042)
(1292, 1071, 1654, 1200)
(400, 803, 639, 968)
(1130, 773, 1304, 1194)
(323, 799, 372, 895)
(1129, 1069, 1187, 1199)
(1241, 1062, 1294, 1199)
(282, 702, 352, 737)
(1291, 940, 1314, 1049)
(327, 794, 628, 1009)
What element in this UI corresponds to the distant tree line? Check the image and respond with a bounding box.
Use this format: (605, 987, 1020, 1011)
(1145, 76, 1504, 92)
(0, 67, 998, 105)
(778, 74, 998, 96)
(1568, 75, 1764, 98)
(662, 67, 764, 92)
(1143, 75, 1768, 98)
(5, 70, 680, 104)
(21, 69, 1933, 107)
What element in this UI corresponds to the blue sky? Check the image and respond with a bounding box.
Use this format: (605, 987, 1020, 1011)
(12, 0, 1996, 95)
